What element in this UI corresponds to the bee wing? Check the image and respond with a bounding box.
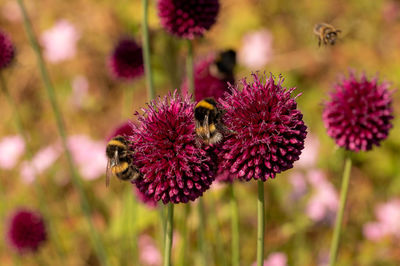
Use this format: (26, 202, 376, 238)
(106, 159, 112, 187)
(203, 113, 210, 138)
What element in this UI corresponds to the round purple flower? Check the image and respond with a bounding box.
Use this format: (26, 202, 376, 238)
(130, 91, 216, 204)
(323, 72, 394, 152)
(157, 0, 220, 39)
(109, 38, 144, 80)
(219, 73, 307, 181)
(182, 55, 233, 102)
(0, 31, 15, 70)
(6, 209, 47, 254)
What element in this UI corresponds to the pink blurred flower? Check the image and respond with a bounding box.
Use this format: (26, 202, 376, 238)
(363, 222, 386, 241)
(68, 135, 107, 180)
(40, 20, 80, 63)
(138, 235, 162, 266)
(382, 1, 400, 23)
(239, 29, 273, 69)
(363, 198, 400, 241)
(70, 75, 89, 108)
(306, 170, 338, 223)
(294, 134, 320, 168)
(252, 252, 287, 266)
(1, 1, 22, 22)
(0, 135, 25, 169)
(289, 172, 308, 200)
(20, 145, 61, 183)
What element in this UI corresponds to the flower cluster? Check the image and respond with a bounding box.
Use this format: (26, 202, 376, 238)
(130, 91, 216, 204)
(157, 0, 220, 39)
(0, 31, 15, 69)
(219, 74, 307, 181)
(323, 73, 394, 152)
(6, 209, 47, 253)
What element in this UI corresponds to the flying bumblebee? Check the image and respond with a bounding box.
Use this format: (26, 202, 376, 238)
(105, 135, 140, 187)
(194, 97, 225, 145)
(313, 23, 341, 46)
(209, 49, 236, 80)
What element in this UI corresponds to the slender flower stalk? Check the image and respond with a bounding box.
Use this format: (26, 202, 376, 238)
(257, 180, 265, 266)
(141, 0, 155, 101)
(198, 198, 207, 266)
(179, 204, 190, 265)
(229, 183, 240, 266)
(209, 193, 226, 266)
(328, 157, 352, 266)
(186, 40, 195, 96)
(0, 72, 66, 264)
(163, 203, 174, 266)
(185, 38, 208, 265)
(16, 1, 108, 265)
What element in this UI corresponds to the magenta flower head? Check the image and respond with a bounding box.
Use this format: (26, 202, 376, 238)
(0, 31, 15, 70)
(323, 72, 394, 152)
(6, 209, 47, 254)
(109, 38, 144, 80)
(219, 73, 307, 181)
(157, 0, 220, 39)
(130, 91, 216, 204)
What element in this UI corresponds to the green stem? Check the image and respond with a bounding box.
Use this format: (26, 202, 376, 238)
(141, 0, 155, 101)
(186, 40, 195, 97)
(198, 198, 207, 266)
(229, 183, 240, 266)
(16, 1, 108, 265)
(209, 193, 226, 266)
(179, 204, 190, 266)
(329, 157, 352, 266)
(257, 180, 265, 266)
(0, 72, 66, 264)
(163, 203, 174, 266)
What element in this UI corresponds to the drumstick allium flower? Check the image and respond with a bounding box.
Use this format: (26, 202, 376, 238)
(323, 72, 394, 152)
(157, 0, 220, 39)
(109, 38, 144, 80)
(219, 73, 307, 181)
(0, 30, 15, 69)
(130, 91, 216, 204)
(6, 209, 47, 254)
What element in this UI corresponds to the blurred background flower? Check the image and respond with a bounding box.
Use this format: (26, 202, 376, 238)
(238, 29, 273, 70)
(138, 234, 162, 266)
(181, 53, 233, 101)
(157, 0, 220, 39)
(252, 252, 287, 266)
(363, 198, 400, 241)
(6, 209, 47, 254)
(68, 135, 107, 181)
(40, 20, 80, 63)
(108, 38, 144, 80)
(0, 135, 25, 170)
(0, 30, 15, 69)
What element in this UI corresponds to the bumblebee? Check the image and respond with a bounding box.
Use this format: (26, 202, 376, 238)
(209, 49, 236, 80)
(313, 23, 341, 46)
(105, 135, 140, 187)
(194, 97, 225, 145)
